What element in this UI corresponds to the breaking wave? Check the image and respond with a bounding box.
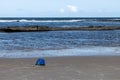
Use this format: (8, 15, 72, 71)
(0, 19, 84, 23)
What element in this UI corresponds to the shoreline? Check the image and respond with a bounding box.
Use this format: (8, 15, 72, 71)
(0, 46, 120, 58)
(0, 56, 120, 80)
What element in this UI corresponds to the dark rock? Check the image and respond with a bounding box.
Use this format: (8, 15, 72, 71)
(0, 26, 120, 33)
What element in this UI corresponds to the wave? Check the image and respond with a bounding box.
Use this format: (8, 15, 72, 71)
(0, 19, 84, 23)
(0, 20, 18, 22)
(109, 19, 120, 21)
(0, 46, 120, 58)
(0, 18, 120, 23)
(97, 18, 120, 22)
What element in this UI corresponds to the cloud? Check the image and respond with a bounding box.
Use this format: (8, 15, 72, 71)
(16, 8, 24, 11)
(60, 8, 65, 13)
(59, 5, 78, 13)
(67, 5, 78, 12)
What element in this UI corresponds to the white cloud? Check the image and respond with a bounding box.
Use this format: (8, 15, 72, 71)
(59, 5, 78, 13)
(67, 5, 78, 12)
(60, 8, 65, 13)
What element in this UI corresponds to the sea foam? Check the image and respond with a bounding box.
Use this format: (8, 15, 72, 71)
(0, 46, 120, 58)
(0, 19, 83, 23)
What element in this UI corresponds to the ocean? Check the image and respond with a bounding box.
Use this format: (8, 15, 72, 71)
(1, 17, 120, 28)
(0, 17, 120, 58)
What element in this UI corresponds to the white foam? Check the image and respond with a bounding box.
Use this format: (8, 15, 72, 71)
(0, 46, 120, 58)
(0, 20, 18, 22)
(111, 19, 120, 21)
(19, 19, 83, 22)
(0, 19, 83, 23)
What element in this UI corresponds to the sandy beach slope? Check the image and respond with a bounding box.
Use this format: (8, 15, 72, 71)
(0, 56, 120, 80)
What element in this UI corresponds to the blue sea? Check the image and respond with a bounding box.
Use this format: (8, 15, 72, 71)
(0, 17, 120, 58)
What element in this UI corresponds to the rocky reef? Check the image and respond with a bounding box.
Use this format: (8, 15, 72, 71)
(0, 26, 50, 32)
(0, 26, 120, 32)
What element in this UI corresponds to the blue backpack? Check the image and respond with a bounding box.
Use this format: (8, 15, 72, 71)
(35, 58, 46, 66)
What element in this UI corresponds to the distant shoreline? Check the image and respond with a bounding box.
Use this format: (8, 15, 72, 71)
(0, 26, 120, 32)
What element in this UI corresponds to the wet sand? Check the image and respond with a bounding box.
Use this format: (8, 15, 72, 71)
(0, 56, 120, 80)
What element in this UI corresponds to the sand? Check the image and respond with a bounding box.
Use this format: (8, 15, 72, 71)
(0, 56, 120, 80)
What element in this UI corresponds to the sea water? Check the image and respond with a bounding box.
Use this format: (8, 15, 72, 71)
(0, 17, 120, 58)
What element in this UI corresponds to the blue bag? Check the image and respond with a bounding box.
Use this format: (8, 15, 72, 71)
(35, 58, 46, 66)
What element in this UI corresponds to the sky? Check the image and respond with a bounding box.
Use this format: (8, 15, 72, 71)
(0, 0, 120, 17)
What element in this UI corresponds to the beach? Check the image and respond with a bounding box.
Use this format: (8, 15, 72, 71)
(0, 18, 120, 80)
(0, 56, 120, 80)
